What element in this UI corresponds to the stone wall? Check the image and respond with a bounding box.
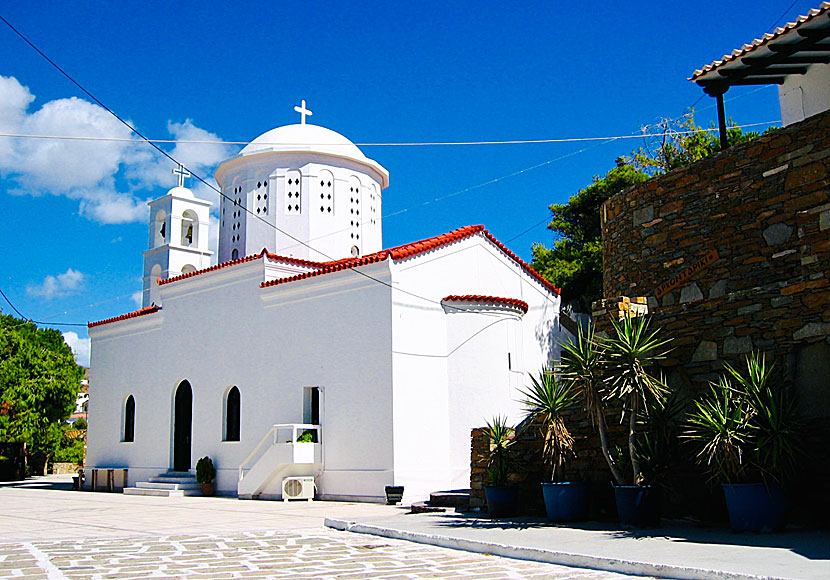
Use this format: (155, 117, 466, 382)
(597, 109, 830, 525)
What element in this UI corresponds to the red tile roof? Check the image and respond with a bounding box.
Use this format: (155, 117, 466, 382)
(88, 306, 161, 328)
(157, 249, 322, 287)
(442, 295, 529, 313)
(91, 226, 558, 328)
(259, 225, 560, 295)
(690, 2, 830, 81)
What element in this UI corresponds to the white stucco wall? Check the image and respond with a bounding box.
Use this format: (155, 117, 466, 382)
(388, 233, 560, 501)
(779, 63, 830, 126)
(89, 258, 394, 500)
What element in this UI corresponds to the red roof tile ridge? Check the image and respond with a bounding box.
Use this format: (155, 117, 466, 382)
(262, 251, 326, 269)
(480, 229, 560, 295)
(442, 295, 529, 313)
(259, 225, 483, 289)
(259, 225, 560, 295)
(690, 2, 830, 80)
(159, 250, 268, 286)
(88, 305, 161, 328)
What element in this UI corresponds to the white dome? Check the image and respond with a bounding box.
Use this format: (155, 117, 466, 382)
(167, 186, 194, 199)
(240, 124, 367, 161)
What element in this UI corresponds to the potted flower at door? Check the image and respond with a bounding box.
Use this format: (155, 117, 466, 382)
(482, 416, 517, 517)
(685, 352, 804, 532)
(519, 367, 586, 521)
(196, 456, 216, 496)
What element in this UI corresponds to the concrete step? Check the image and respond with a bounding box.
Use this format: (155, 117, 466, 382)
(429, 490, 470, 509)
(148, 476, 198, 485)
(136, 481, 202, 491)
(123, 487, 202, 497)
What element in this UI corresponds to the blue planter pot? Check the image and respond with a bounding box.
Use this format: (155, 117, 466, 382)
(613, 485, 661, 528)
(484, 485, 518, 517)
(541, 482, 589, 522)
(722, 483, 786, 532)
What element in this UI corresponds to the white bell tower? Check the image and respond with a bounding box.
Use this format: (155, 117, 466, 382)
(141, 164, 213, 307)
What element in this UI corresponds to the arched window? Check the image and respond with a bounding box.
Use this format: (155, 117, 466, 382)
(154, 210, 167, 247)
(123, 395, 135, 442)
(181, 264, 196, 276)
(225, 386, 240, 441)
(231, 248, 239, 260)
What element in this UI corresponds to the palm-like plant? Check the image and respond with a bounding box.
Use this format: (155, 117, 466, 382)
(603, 315, 671, 486)
(684, 376, 751, 483)
(559, 324, 625, 485)
(483, 415, 515, 487)
(686, 352, 805, 484)
(519, 368, 579, 482)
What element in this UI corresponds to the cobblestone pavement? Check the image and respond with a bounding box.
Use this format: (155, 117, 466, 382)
(0, 528, 645, 580)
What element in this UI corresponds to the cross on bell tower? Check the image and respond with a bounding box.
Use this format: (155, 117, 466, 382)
(172, 163, 191, 187)
(294, 99, 313, 124)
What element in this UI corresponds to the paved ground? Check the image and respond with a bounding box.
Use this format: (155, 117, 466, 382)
(328, 511, 830, 580)
(0, 477, 642, 580)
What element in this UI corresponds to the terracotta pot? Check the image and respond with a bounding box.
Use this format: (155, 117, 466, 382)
(200, 482, 215, 496)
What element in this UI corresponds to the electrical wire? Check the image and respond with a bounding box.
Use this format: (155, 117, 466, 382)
(0, 121, 778, 147)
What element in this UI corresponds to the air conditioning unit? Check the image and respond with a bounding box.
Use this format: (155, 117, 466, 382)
(282, 476, 316, 502)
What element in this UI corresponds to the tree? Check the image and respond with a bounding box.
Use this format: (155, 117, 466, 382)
(0, 312, 83, 473)
(531, 115, 769, 307)
(531, 162, 648, 307)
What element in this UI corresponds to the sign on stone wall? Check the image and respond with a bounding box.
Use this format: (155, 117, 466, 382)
(654, 249, 719, 299)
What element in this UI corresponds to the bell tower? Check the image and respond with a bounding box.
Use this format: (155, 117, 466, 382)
(141, 164, 213, 307)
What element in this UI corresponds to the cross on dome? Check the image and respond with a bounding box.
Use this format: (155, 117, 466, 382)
(172, 163, 191, 187)
(294, 99, 313, 124)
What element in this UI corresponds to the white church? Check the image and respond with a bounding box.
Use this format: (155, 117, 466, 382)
(85, 103, 563, 502)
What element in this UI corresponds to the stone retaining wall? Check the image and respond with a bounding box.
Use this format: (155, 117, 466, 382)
(596, 109, 830, 525)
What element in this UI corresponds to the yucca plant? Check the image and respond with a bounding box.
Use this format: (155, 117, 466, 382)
(603, 315, 671, 486)
(519, 367, 579, 482)
(483, 415, 515, 487)
(559, 324, 625, 485)
(684, 376, 751, 483)
(686, 352, 805, 484)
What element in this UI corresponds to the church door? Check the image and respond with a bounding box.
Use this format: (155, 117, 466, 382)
(173, 380, 192, 472)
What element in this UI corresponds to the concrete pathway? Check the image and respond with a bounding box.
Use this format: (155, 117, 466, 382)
(0, 476, 640, 579)
(326, 510, 830, 580)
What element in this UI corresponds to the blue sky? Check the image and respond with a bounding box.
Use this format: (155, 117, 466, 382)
(0, 1, 816, 365)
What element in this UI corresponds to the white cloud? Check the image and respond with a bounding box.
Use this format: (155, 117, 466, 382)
(0, 75, 237, 225)
(131, 291, 143, 307)
(27, 268, 86, 299)
(62, 331, 90, 367)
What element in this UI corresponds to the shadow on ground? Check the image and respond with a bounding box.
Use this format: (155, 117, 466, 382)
(428, 511, 830, 561)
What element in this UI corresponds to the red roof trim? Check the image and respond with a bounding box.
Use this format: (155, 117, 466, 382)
(158, 249, 324, 287)
(690, 2, 830, 80)
(88, 306, 161, 328)
(442, 295, 529, 313)
(159, 251, 265, 286)
(260, 224, 560, 295)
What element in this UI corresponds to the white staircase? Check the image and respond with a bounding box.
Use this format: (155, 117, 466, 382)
(123, 471, 203, 497)
(238, 424, 322, 499)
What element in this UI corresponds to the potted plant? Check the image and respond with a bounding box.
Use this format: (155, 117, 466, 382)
(685, 352, 804, 532)
(195, 456, 216, 496)
(602, 315, 671, 527)
(561, 318, 671, 526)
(519, 367, 586, 521)
(482, 415, 517, 517)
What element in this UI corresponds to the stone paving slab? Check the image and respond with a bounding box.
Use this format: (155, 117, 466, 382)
(0, 529, 644, 580)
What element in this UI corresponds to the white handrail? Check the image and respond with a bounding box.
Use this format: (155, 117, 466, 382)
(238, 423, 321, 481)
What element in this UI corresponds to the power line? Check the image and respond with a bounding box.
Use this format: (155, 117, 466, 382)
(0, 287, 87, 328)
(767, 0, 800, 33)
(0, 121, 779, 147)
(0, 13, 560, 325)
